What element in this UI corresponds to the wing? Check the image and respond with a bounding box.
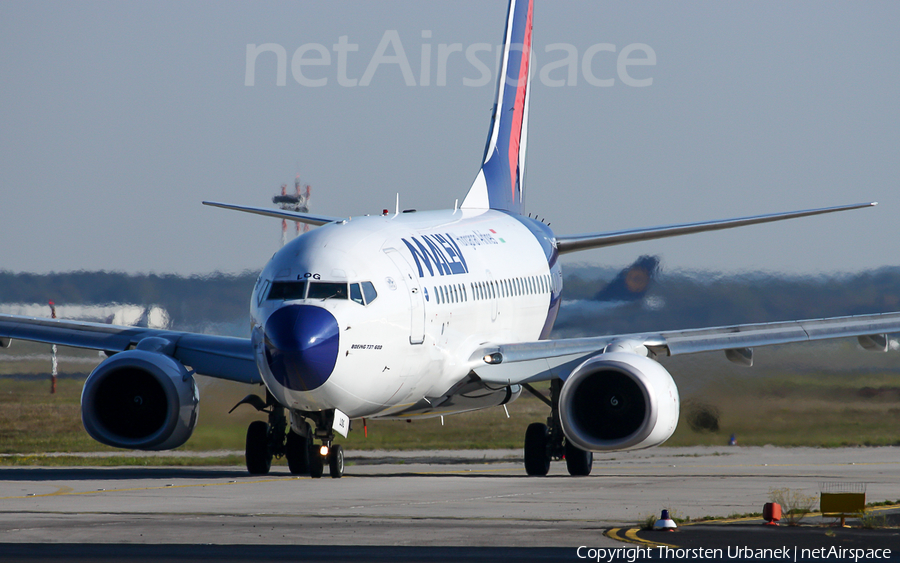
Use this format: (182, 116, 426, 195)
(470, 311, 900, 385)
(202, 201, 344, 226)
(0, 314, 260, 384)
(555, 202, 875, 253)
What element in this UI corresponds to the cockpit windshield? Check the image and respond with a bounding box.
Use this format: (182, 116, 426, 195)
(308, 282, 348, 300)
(267, 280, 307, 301)
(264, 279, 378, 304)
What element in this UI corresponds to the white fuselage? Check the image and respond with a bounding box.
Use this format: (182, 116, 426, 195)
(249, 208, 561, 419)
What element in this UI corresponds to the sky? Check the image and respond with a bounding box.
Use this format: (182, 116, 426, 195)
(2, 1, 899, 276)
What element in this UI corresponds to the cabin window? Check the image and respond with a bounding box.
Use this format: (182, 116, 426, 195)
(308, 282, 348, 300)
(267, 280, 306, 301)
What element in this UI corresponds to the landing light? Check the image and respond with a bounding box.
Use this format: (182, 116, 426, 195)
(483, 353, 503, 364)
(319, 445, 329, 457)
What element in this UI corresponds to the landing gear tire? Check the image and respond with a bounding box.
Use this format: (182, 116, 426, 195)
(329, 445, 344, 479)
(564, 440, 593, 476)
(245, 420, 272, 475)
(524, 422, 551, 476)
(308, 444, 324, 479)
(285, 426, 310, 475)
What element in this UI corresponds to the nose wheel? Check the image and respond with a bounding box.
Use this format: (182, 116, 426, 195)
(234, 394, 346, 479)
(307, 443, 344, 479)
(329, 444, 344, 478)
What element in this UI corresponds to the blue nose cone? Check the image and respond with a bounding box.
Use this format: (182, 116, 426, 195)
(264, 305, 339, 392)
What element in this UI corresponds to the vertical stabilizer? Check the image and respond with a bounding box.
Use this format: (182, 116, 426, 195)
(461, 0, 533, 215)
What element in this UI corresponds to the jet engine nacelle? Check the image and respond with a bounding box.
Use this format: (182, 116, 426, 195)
(558, 352, 679, 452)
(81, 350, 199, 450)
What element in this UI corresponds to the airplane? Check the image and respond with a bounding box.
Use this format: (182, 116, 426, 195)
(554, 256, 662, 332)
(592, 256, 660, 305)
(3, 0, 900, 479)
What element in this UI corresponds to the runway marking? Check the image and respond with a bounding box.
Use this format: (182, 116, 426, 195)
(0, 466, 516, 501)
(0, 476, 304, 500)
(40, 486, 73, 497)
(605, 527, 678, 549)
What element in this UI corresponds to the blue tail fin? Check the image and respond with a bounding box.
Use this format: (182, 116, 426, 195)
(461, 0, 533, 215)
(593, 256, 660, 303)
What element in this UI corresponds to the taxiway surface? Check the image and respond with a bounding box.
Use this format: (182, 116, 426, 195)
(1, 447, 898, 558)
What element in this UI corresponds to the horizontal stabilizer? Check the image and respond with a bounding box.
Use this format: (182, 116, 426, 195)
(556, 202, 876, 254)
(203, 201, 344, 226)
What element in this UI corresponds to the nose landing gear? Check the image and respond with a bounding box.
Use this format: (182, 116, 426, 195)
(306, 413, 344, 479)
(307, 442, 344, 479)
(231, 392, 345, 478)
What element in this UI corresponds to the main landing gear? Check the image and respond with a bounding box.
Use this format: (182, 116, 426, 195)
(522, 379, 593, 477)
(230, 391, 344, 478)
